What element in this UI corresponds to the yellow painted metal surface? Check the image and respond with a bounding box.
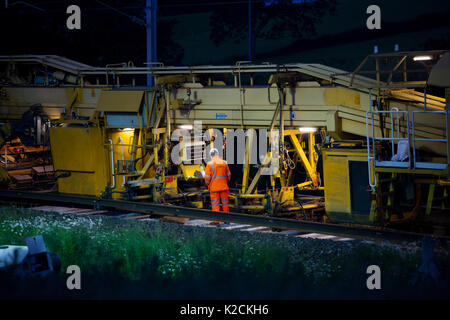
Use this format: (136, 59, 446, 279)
(50, 126, 109, 196)
(308, 132, 316, 172)
(171, 99, 186, 109)
(107, 129, 143, 198)
(279, 186, 294, 203)
(164, 85, 447, 155)
(191, 201, 203, 208)
(288, 133, 318, 187)
(2, 84, 446, 155)
(296, 181, 313, 189)
(324, 87, 361, 108)
(181, 164, 202, 179)
(0, 87, 100, 120)
(322, 148, 370, 222)
(239, 194, 265, 199)
(97, 90, 144, 112)
(390, 89, 445, 108)
(0, 167, 10, 184)
(50, 126, 147, 198)
(241, 129, 254, 193)
(155, 75, 194, 86)
(163, 175, 178, 195)
(323, 151, 351, 216)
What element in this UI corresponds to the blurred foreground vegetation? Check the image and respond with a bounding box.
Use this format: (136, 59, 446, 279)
(0, 206, 449, 299)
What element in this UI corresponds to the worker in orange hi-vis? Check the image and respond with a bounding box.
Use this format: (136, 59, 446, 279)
(202, 148, 231, 212)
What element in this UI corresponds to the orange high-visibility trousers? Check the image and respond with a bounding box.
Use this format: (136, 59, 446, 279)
(210, 190, 229, 212)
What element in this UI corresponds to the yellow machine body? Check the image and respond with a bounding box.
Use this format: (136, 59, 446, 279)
(49, 126, 146, 197)
(322, 148, 374, 224)
(163, 175, 178, 195)
(50, 126, 109, 196)
(278, 186, 295, 203)
(2, 52, 449, 227)
(106, 129, 146, 199)
(180, 164, 203, 180)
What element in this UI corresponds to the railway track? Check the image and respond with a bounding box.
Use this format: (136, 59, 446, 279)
(29, 205, 355, 242)
(0, 189, 449, 244)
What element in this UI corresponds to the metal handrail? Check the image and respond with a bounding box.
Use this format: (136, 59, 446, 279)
(412, 111, 449, 169)
(366, 111, 376, 188)
(366, 109, 410, 188)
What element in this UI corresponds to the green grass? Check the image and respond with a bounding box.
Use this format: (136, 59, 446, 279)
(0, 207, 297, 282)
(1, 206, 449, 299)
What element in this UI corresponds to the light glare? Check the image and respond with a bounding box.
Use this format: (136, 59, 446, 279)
(413, 55, 432, 61)
(299, 127, 317, 133)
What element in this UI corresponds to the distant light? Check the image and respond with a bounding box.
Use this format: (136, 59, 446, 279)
(299, 127, 317, 133)
(179, 125, 193, 130)
(374, 45, 379, 54)
(122, 128, 134, 131)
(413, 55, 432, 61)
(394, 44, 399, 52)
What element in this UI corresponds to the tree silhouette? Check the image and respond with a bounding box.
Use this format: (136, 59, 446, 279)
(209, 0, 337, 58)
(158, 19, 184, 65)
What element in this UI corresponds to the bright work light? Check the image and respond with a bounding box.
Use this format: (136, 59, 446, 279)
(413, 55, 432, 61)
(299, 127, 317, 133)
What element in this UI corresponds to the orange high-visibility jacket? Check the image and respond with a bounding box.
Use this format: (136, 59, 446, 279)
(204, 156, 231, 192)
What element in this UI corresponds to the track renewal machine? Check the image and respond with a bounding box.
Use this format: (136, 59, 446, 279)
(1, 50, 449, 235)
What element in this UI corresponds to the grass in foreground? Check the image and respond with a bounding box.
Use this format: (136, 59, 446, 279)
(0, 206, 449, 299)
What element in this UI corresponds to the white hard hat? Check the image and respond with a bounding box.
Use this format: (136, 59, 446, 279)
(210, 148, 219, 156)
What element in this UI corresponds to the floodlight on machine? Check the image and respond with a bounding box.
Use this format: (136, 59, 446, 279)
(299, 127, 317, 133)
(413, 55, 432, 61)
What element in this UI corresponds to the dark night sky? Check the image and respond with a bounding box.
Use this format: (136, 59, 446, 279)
(1, 0, 450, 70)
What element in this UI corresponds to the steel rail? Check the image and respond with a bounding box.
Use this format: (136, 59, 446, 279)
(1, 190, 447, 243)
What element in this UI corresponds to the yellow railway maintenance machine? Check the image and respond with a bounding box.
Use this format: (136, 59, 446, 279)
(323, 51, 450, 234)
(0, 51, 449, 230)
